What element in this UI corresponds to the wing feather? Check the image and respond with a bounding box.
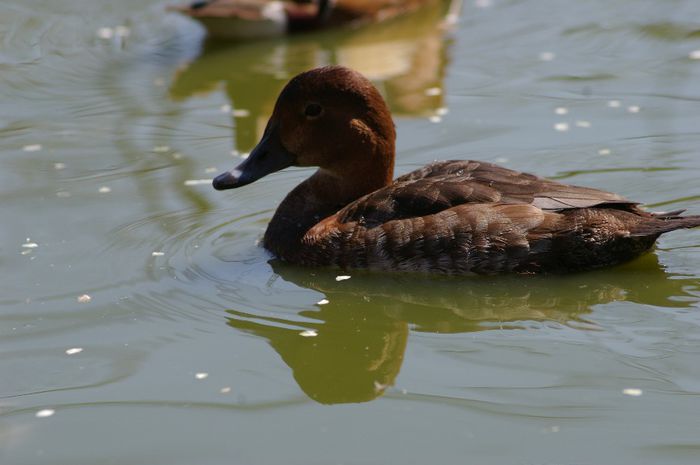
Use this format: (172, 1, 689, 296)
(337, 160, 638, 227)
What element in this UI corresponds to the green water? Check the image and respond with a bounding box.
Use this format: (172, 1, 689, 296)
(2, 1, 700, 464)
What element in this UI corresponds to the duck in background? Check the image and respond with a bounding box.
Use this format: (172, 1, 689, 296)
(170, 0, 454, 153)
(169, 0, 461, 40)
(213, 66, 700, 274)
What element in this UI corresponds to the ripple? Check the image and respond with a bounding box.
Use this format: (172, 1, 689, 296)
(0, 397, 308, 420)
(551, 166, 680, 181)
(0, 345, 149, 401)
(105, 202, 286, 325)
(385, 391, 602, 420)
(637, 22, 700, 42)
(645, 195, 700, 209)
(542, 73, 617, 82)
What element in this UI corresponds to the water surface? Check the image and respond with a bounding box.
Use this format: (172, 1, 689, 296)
(2, 1, 700, 464)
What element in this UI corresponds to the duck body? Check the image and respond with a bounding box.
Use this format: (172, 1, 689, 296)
(262, 160, 692, 274)
(213, 66, 700, 275)
(172, 0, 289, 40)
(171, 0, 447, 40)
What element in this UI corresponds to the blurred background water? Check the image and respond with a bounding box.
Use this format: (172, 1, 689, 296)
(1, 1, 700, 464)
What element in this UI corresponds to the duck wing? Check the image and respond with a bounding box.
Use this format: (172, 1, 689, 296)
(338, 160, 638, 227)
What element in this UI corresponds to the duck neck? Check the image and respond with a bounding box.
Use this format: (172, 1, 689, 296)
(263, 145, 394, 261)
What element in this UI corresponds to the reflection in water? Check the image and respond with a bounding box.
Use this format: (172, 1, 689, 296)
(225, 253, 699, 404)
(170, 0, 454, 152)
(228, 305, 407, 404)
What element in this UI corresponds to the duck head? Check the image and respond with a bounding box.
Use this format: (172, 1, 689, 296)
(213, 66, 396, 194)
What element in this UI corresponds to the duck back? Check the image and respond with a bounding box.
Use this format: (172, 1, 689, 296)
(289, 161, 700, 274)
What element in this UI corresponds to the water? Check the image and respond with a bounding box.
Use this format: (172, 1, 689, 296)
(2, 0, 700, 463)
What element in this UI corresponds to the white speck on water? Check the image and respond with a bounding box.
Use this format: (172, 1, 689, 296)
(56, 191, 71, 198)
(575, 120, 591, 128)
(623, 388, 643, 397)
(184, 179, 211, 186)
(195, 372, 209, 380)
(553, 122, 569, 132)
(153, 145, 170, 153)
(204, 167, 218, 174)
(23, 144, 42, 152)
(542, 425, 560, 433)
(627, 105, 641, 113)
(538, 51, 555, 61)
(172, 152, 183, 160)
(97, 27, 114, 39)
(424, 87, 442, 96)
(474, 0, 493, 8)
(335, 275, 351, 281)
(445, 12, 459, 24)
(554, 107, 568, 115)
(607, 100, 621, 108)
(232, 109, 250, 118)
(373, 381, 389, 391)
(598, 148, 611, 156)
(152, 251, 165, 257)
(22, 241, 38, 249)
(317, 299, 329, 305)
(65, 347, 83, 355)
(436, 107, 449, 116)
(54, 162, 66, 170)
(220, 387, 232, 394)
(494, 157, 509, 163)
(35, 409, 55, 418)
(77, 294, 92, 304)
(220, 104, 232, 113)
(98, 186, 111, 194)
(299, 330, 318, 337)
(239, 152, 250, 159)
(429, 115, 442, 123)
(689, 49, 700, 60)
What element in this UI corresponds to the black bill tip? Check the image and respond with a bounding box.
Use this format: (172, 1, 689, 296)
(212, 170, 247, 190)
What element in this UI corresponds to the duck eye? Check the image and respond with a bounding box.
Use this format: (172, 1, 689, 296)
(304, 103, 323, 119)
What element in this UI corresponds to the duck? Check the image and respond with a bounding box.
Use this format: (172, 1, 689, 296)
(169, 0, 456, 40)
(213, 66, 700, 274)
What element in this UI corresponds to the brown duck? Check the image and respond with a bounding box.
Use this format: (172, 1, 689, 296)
(213, 66, 700, 274)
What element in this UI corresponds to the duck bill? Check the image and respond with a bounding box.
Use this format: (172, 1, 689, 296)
(212, 125, 295, 190)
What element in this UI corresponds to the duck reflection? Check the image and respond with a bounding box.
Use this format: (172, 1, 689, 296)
(225, 253, 699, 404)
(170, 0, 455, 152)
(228, 304, 407, 404)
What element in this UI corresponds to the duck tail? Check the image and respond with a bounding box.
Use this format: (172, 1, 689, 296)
(630, 214, 700, 237)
